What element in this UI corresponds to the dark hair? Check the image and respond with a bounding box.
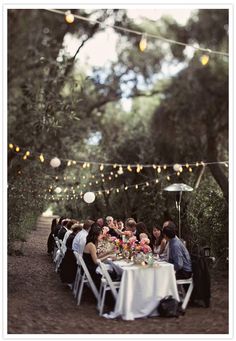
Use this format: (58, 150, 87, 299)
(58, 217, 65, 224)
(66, 219, 77, 230)
(71, 223, 82, 233)
(163, 226, 176, 239)
(62, 219, 70, 226)
(86, 223, 101, 246)
(150, 226, 164, 248)
(51, 218, 57, 233)
(136, 222, 150, 240)
(83, 219, 95, 231)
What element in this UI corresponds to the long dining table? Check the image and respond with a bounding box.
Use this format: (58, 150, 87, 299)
(103, 259, 179, 320)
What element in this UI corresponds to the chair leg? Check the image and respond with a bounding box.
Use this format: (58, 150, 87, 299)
(77, 277, 85, 305)
(99, 286, 106, 316)
(182, 282, 194, 310)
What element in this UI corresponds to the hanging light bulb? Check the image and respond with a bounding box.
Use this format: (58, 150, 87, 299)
(173, 163, 181, 172)
(152, 164, 157, 169)
(196, 162, 199, 167)
(163, 165, 167, 170)
(135, 184, 139, 189)
(39, 154, 44, 162)
(67, 160, 72, 166)
(72, 160, 76, 165)
(65, 10, 74, 24)
(125, 186, 128, 190)
(177, 172, 180, 176)
(101, 173, 104, 178)
(157, 166, 161, 173)
(185, 163, 189, 168)
(15, 146, 20, 152)
(146, 182, 149, 186)
(117, 166, 123, 175)
(116, 188, 119, 193)
(189, 167, 193, 172)
(83, 162, 86, 168)
(25, 151, 30, 156)
(166, 176, 170, 181)
(113, 164, 117, 169)
(127, 165, 132, 172)
(86, 163, 90, 168)
(100, 163, 104, 171)
(136, 164, 141, 173)
(139, 34, 147, 52)
(200, 54, 209, 66)
(22, 155, 27, 160)
(9, 143, 14, 149)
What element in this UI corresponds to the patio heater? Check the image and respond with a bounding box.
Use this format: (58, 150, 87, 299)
(164, 183, 193, 239)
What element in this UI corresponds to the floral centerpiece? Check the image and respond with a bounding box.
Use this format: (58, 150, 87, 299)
(97, 226, 115, 255)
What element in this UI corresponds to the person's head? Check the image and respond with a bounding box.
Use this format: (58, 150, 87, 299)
(58, 216, 65, 224)
(71, 223, 82, 234)
(51, 218, 57, 228)
(86, 223, 102, 245)
(125, 219, 137, 233)
(66, 219, 77, 230)
(83, 219, 95, 231)
(136, 222, 148, 235)
(162, 221, 176, 240)
(152, 226, 162, 239)
(62, 219, 70, 227)
(96, 218, 104, 228)
(117, 220, 124, 230)
(106, 216, 113, 225)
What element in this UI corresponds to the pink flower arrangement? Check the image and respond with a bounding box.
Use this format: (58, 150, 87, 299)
(140, 238, 150, 245)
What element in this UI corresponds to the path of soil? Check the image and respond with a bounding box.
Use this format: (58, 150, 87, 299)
(8, 216, 228, 334)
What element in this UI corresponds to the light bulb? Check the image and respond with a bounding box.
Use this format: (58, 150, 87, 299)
(39, 154, 44, 162)
(15, 146, 20, 152)
(127, 165, 132, 172)
(200, 54, 209, 66)
(65, 10, 74, 24)
(9, 143, 14, 149)
(139, 34, 147, 52)
(100, 164, 104, 171)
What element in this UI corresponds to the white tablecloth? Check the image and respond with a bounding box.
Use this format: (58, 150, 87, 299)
(104, 260, 179, 320)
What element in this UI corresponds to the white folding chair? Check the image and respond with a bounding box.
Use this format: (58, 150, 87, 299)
(54, 238, 64, 272)
(73, 251, 82, 298)
(97, 260, 121, 316)
(176, 277, 194, 310)
(76, 254, 99, 305)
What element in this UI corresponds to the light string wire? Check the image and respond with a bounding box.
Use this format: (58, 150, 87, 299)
(44, 8, 229, 57)
(9, 145, 229, 168)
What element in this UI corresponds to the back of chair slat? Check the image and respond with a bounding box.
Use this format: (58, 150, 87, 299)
(97, 260, 118, 299)
(76, 253, 99, 300)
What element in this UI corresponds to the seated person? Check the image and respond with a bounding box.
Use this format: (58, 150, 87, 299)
(136, 222, 150, 241)
(150, 226, 166, 256)
(162, 221, 192, 279)
(83, 223, 115, 290)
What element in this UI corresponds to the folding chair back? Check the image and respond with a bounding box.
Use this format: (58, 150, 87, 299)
(76, 253, 99, 305)
(97, 260, 120, 315)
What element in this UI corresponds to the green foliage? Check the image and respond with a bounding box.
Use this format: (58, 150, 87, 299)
(8, 8, 228, 263)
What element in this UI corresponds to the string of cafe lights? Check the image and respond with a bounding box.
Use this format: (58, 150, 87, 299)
(44, 8, 229, 58)
(9, 143, 229, 173)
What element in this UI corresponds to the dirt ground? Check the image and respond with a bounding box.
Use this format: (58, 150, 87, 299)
(7, 216, 229, 335)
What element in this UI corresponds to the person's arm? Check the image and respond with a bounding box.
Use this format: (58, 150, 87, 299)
(159, 239, 167, 255)
(170, 243, 184, 271)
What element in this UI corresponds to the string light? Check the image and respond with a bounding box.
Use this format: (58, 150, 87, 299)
(200, 54, 210, 65)
(135, 184, 139, 189)
(15, 146, 20, 152)
(44, 9, 228, 57)
(152, 164, 157, 169)
(9, 143, 14, 149)
(189, 167, 193, 172)
(39, 154, 44, 162)
(157, 166, 161, 173)
(127, 165, 132, 172)
(67, 160, 72, 166)
(65, 10, 74, 24)
(100, 163, 104, 171)
(166, 176, 170, 181)
(139, 34, 147, 52)
(185, 163, 189, 168)
(23, 155, 27, 160)
(83, 162, 86, 168)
